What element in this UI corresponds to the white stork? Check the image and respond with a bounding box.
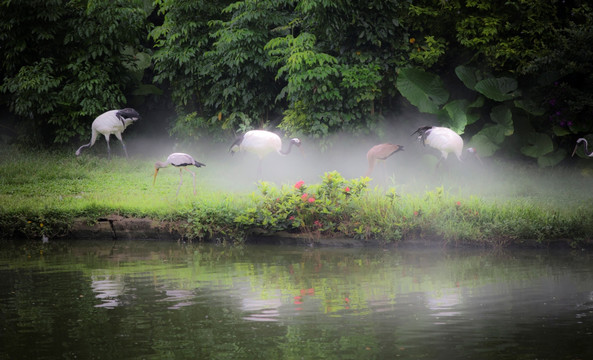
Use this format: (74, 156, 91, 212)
(154, 153, 206, 196)
(75, 108, 140, 158)
(229, 130, 302, 177)
(411, 126, 480, 167)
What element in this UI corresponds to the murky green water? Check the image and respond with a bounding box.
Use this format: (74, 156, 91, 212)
(1, 240, 592, 360)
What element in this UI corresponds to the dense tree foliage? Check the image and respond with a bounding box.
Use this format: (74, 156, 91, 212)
(0, 0, 152, 145)
(1, 0, 592, 165)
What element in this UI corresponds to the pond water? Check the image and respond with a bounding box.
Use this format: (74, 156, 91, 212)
(1, 240, 592, 360)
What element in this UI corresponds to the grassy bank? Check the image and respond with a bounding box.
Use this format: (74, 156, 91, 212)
(1, 147, 593, 248)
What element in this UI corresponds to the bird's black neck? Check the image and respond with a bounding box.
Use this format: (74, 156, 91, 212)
(280, 141, 296, 155)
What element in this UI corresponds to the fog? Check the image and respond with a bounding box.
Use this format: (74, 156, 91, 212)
(120, 111, 593, 202)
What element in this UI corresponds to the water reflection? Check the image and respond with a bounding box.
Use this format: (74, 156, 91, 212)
(91, 273, 126, 308)
(1, 241, 593, 359)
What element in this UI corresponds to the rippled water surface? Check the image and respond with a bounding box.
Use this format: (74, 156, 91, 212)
(1, 240, 593, 359)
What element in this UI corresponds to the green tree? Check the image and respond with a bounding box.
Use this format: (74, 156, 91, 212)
(0, 0, 152, 145)
(269, 0, 410, 138)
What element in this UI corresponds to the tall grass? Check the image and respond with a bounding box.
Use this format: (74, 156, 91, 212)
(1, 147, 593, 247)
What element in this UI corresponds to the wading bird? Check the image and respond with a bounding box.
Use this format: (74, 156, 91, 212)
(75, 108, 140, 158)
(412, 126, 482, 168)
(572, 138, 593, 157)
(153, 153, 206, 196)
(365, 143, 404, 177)
(229, 130, 302, 177)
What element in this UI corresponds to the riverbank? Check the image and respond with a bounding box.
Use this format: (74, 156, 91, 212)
(2, 148, 593, 248)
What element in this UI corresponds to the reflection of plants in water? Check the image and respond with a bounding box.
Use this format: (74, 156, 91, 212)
(2, 242, 589, 319)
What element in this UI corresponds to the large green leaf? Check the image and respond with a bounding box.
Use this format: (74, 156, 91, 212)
(514, 98, 545, 116)
(537, 149, 566, 167)
(520, 132, 553, 158)
(469, 133, 500, 157)
(490, 104, 513, 136)
(441, 99, 471, 133)
(455, 65, 479, 90)
(468, 96, 484, 108)
(552, 126, 571, 136)
(396, 68, 449, 114)
(474, 77, 518, 102)
(476, 124, 507, 145)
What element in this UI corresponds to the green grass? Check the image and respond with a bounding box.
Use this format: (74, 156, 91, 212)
(1, 147, 593, 248)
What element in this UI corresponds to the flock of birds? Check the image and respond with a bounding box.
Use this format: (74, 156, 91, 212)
(75, 108, 593, 195)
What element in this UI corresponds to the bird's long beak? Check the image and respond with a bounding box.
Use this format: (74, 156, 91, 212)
(153, 168, 159, 185)
(572, 144, 579, 157)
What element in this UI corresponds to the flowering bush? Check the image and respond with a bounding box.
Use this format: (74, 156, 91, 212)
(235, 171, 369, 236)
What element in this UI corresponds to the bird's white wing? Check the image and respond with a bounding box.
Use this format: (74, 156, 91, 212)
(92, 110, 124, 134)
(241, 130, 282, 157)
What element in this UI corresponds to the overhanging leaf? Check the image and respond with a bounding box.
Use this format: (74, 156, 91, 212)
(396, 67, 449, 114)
(475, 77, 518, 102)
(552, 126, 571, 137)
(468, 96, 484, 108)
(441, 99, 470, 133)
(469, 133, 500, 157)
(520, 132, 553, 158)
(475, 124, 507, 145)
(490, 104, 513, 136)
(537, 149, 566, 167)
(455, 65, 479, 90)
(514, 98, 545, 116)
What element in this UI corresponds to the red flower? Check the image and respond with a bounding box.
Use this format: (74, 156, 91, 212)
(301, 193, 309, 201)
(344, 186, 350, 192)
(314, 220, 322, 227)
(308, 197, 315, 203)
(413, 211, 419, 216)
(289, 216, 295, 220)
(294, 180, 305, 189)
(456, 201, 461, 207)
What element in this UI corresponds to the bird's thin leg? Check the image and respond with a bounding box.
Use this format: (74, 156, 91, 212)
(105, 135, 111, 159)
(176, 169, 184, 196)
(184, 168, 197, 195)
(121, 141, 129, 158)
(257, 159, 263, 179)
(115, 133, 128, 158)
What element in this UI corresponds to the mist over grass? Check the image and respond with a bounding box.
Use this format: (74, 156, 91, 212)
(2, 116, 593, 246)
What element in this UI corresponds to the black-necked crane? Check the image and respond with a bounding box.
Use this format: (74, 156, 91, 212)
(153, 153, 206, 196)
(572, 138, 593, 157)
(76, 108, 140, 158)
(229, 130, 302, 177)
(365, 143, 404, 177)
(412, 126, 481, 167)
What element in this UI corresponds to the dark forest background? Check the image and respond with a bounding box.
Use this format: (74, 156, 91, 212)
(1, 0, 592, 166)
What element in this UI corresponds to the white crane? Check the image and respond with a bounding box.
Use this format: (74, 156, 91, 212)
(229, 130, 302, 177)
(153, 153, 206, 196)
(572, 138, 593, 157)
(75, 108, 140, 158)
(365, 143, 404, 177)
(411, 126, 481, 167)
